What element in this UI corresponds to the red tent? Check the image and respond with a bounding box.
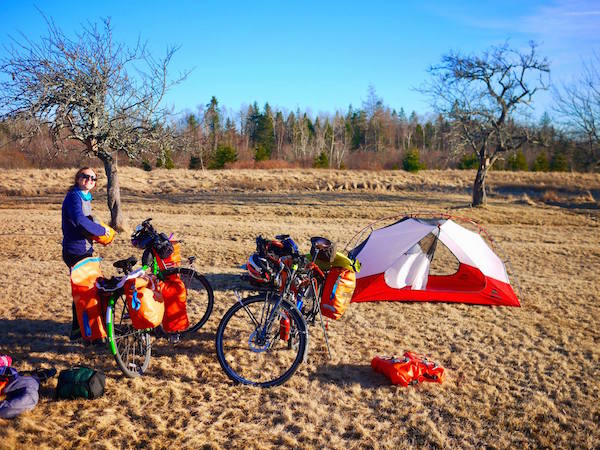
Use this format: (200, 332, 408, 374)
(349, 216, 520, 307)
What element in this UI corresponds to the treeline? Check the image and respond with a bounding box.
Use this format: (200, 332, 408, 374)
(0, 94, 593, 172)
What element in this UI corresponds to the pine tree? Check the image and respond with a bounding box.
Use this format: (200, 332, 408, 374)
(314, 151, 329, 168)
(507, 150, 528, 171)
(532, 152, 550, 171)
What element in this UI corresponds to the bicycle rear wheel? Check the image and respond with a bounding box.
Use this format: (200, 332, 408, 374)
(163, 268, 214, 334)
(215, 294, 308, 388)
(106, 295, 151, 378)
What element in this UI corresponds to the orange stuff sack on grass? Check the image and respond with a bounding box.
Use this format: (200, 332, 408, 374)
(159, 274, 189, 333)
(371, 352, 445, 386)
(70, 257, 106, 340)
(320, 267, 356, 320)
(124, 276, 164, 329)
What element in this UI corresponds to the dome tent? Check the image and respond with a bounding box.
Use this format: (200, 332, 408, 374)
(349, 215, 520, 307)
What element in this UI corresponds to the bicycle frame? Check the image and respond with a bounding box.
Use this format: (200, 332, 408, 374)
(235, 260, 299, 349)
(235, 255, 329, 357)
(105, 293, 119, 356)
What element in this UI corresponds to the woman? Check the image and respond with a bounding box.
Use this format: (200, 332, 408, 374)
(62, 167, 109, 340)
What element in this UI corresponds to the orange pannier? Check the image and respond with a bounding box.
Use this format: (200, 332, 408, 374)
(159, 273, 189, 333)
(124, 276, 164, 330)
(70, 257, 106, 340)
(320, 267, 356, 320)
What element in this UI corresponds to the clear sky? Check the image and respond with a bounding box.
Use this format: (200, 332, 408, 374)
(1, 1, 599, 121)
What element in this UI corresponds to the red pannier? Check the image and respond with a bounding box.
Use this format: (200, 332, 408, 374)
(159, 274, 189, 333)
(371, 352, 445, 386)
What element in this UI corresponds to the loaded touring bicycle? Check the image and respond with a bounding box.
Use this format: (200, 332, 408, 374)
(72, 219, 214, 377)
(215, 235, 359, 387)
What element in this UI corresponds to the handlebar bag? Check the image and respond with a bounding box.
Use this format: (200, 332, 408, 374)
(320, 267, 356, 320)
(71, 257, 107, 340)
(124, 276, 164, 329)
(153, 233, 174, 260)
(154, 240, 181, 270)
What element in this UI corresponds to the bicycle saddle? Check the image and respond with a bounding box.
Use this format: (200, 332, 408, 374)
(113, 256, 137, 272)
(96, 276, 122, 292)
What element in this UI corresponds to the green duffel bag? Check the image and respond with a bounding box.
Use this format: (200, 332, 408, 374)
(56, 367, 105, 400)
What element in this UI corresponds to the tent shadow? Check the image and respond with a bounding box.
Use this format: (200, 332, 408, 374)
(309, 362, 391, 388)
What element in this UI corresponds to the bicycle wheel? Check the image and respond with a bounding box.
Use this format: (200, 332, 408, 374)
(106, 295, 151, 378)
(215, 294, 308, 388)
(164, 268, 214, 334)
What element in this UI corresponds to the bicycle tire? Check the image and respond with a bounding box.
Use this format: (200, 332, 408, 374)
(106, 295, 152, 378)
(215, 294, 308, 388)
(163, 267, 214, 334)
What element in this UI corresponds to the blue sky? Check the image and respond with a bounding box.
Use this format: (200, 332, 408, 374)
(2, 1, 599, 121)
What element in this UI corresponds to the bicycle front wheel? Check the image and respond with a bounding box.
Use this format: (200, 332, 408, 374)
(163, 268, 214, 334)
(215, 294, 308, 388)
(106, 295, 152, 378)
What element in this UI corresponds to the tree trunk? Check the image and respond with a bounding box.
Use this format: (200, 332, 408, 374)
(472, 159, 489, 206)
(100, 153, 125, 231)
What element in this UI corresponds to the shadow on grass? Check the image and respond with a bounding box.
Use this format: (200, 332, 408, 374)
(309, 362, 391, 388)
(0, 318, 217, 379)
(203, 272, 248, 292)
(0, 318, 120, 377)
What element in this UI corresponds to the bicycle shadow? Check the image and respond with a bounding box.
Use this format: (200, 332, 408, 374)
(309, 362, 390, 388)
(0, 318, 117, 375)
(203, 272, 257, 293)
(150, 330, 215, 358)
(0, 318, 218, 381)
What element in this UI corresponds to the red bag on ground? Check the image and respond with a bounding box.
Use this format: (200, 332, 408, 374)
(159, 274, 189, 333)
(371, 352, 445, 386)
(70, 257, 106, 340)
(404, 352, 445, 384)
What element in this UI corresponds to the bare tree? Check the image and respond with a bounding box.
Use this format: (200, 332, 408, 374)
(554, 52, 600, 170)
(0, 17, 185, 229)
(423, 42, 550, 206)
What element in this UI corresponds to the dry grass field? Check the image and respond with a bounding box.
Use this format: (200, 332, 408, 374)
(0, 167, 599, 449)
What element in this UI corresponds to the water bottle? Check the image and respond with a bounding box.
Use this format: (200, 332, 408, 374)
(279, 314, 290, 341)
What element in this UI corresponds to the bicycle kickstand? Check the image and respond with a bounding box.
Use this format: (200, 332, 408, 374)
(318, 309, 333, 360)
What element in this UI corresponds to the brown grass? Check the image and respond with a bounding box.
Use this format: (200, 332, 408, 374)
(0, 168, 599, 449)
